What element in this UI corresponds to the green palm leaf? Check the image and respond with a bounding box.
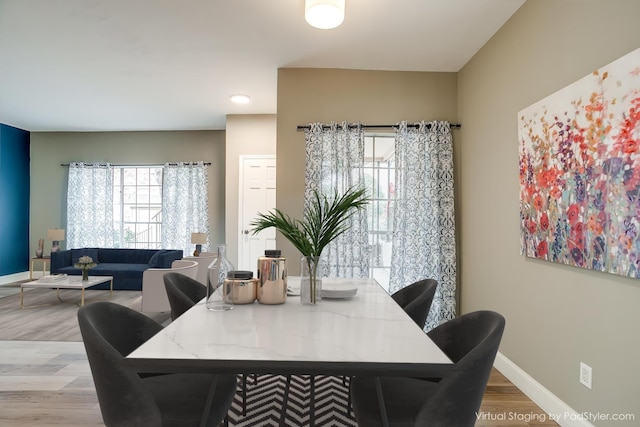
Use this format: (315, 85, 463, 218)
(250, 186, 369, 258)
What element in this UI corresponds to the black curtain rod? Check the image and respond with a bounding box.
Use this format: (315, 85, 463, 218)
(60, 162, 212, 167)
(296, 122, 461, 131)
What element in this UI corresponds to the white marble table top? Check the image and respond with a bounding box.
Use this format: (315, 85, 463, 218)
(125, 277, 453, 376)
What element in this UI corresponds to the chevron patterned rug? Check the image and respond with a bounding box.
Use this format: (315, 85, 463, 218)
(228, 374, 357, 427)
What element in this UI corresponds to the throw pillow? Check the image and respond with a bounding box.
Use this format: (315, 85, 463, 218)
(71, 248, 100, 265)
(148, 250, 167, 268)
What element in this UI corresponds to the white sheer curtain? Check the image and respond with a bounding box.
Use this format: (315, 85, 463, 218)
(66, 162, 114, 249)
(391, 121, 457, 330)
(162, 162, 209, 254)
(304, 122, 369, 278)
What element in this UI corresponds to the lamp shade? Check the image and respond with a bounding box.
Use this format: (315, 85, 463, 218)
(305, 0, 345, 29)
(191, 233, 207, 244)
(47, 229, 65, 241)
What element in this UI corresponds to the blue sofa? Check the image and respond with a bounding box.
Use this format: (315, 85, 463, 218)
(50, 248, 183, 290)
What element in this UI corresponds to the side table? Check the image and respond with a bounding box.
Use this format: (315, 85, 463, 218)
(30, 257, 51, 280)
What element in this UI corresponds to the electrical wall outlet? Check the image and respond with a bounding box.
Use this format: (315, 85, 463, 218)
(580, 362, 592, 389)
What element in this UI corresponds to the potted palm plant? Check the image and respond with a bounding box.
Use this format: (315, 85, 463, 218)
(250, 186, 369, 304)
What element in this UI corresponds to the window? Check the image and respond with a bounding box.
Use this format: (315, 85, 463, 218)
(113, 167, 163, 249)
(363, 134, 395, 291)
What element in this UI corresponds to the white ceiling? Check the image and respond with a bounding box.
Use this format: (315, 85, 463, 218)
(0, 0, 524, 132)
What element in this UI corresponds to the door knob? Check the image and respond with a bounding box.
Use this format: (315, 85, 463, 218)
(244, 230, 250, 234)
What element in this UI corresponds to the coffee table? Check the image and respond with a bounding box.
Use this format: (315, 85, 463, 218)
(20, 275, 114, 308)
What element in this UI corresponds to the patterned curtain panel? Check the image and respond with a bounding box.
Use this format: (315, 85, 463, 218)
(162, 162, 209, 254)
(304, 122, 369, 278)
(391, 121, 457, 330)
(66, 162, 114, 249)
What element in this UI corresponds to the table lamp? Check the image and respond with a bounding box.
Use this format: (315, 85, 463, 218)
(191, 232, 207, 256)
(47, 228, 65, 254)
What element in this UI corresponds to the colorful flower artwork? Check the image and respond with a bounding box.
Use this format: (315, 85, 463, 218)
(519, 47, 640, 278)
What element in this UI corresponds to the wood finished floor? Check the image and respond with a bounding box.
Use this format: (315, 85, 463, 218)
(0, 340, 558, 427)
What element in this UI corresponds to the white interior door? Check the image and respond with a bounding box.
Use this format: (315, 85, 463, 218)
(238, 155, 276, 273)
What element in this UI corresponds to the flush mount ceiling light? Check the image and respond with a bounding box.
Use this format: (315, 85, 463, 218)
(305, 0, 345, 29)
(230, 94, 251, 104)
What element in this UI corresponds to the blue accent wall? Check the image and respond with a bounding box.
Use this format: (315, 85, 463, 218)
(0, 124, 30, 276)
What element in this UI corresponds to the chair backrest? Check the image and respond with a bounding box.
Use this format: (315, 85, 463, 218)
(416, 310, 506, 426)
(164, 272, 207, 320)
(78, 301, 164, 426)
(391, 279, 438, 329)
(141, 259, 199, 312)
(182, 253, 217, 285)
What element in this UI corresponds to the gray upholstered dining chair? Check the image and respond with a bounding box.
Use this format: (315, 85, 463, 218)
(163, 272, 257, 417)
(350, 310, 505, 427)
(164, 271, 207, 321)
(391, 278, 438, 329)
(344, 278, 439, 414)
(78, 301, 237, 426)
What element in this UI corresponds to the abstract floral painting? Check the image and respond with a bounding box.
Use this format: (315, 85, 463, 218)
(519, 47, 640, 278)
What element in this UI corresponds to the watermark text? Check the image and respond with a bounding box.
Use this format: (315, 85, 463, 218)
(475, 411, 636, 423)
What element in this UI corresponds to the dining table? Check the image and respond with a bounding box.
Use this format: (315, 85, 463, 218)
(124, 277, 454, 426)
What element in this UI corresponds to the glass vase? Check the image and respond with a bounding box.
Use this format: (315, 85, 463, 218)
(82, 269, 89, 281)
(207, 244, 234, 311)
(300, 256, 323, 305)
(35, 239, 44, 258)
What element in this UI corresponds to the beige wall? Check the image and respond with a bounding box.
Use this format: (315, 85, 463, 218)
(458, 0, 640, 422)
(29, 131, 225, 255)
(224, 114, 277, 267)
(276, 68, 458, 273)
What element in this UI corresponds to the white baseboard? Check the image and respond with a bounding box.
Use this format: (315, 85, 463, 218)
(0, 271, 29, 286)
(494, 352, 594, 427)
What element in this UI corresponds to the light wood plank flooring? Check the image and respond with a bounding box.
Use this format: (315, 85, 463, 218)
(0, 340, 558, 426)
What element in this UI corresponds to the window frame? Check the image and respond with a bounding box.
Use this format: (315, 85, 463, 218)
(363, 133, 395, 291)
(112, 166, 164, 249)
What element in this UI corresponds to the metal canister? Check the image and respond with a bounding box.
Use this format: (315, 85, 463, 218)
(256, 249, 287, 304)
(223, 270, 258, 304)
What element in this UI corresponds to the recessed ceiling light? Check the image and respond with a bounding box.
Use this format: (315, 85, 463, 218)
(230, 94, 251, 104)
